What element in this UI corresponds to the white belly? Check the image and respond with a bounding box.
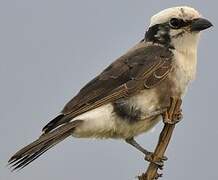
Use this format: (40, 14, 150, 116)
(72, 102, 161, 139)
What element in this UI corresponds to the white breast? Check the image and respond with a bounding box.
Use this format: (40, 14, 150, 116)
(171, 48, 197, 96)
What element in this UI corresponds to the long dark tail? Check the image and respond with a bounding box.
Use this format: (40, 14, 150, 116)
(8, 120, 83, 171)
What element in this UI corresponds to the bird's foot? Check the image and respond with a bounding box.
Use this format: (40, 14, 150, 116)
(154, 173, 163, 179)
(144, 152, 168, 169)
(163, 97, 183, 124)
(163, 109, 182, 124)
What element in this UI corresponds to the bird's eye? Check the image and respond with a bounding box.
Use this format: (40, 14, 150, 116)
(169, 18, 182, 29)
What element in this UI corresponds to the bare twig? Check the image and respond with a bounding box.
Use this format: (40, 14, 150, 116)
(138, 97, 182, 180)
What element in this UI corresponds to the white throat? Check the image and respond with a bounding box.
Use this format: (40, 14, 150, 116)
(171, 33, 200, 94)
(171, 32, 200, 55)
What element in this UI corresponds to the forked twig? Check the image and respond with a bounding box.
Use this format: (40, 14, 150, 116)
(138, 97, 182, 180)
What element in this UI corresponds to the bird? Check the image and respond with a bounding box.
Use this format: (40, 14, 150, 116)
(9, 6, 212, 170)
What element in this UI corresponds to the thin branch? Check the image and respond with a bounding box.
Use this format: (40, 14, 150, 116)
(138, 97, 182, 180)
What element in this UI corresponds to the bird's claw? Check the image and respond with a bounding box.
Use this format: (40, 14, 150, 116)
(144, 152, 167, 169)
(163, 109, 183, 124)
(154, 173, 163, 179)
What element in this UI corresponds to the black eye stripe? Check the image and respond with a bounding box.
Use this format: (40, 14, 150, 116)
(169, 18, 190, 29)
(145, 18, 192, 48)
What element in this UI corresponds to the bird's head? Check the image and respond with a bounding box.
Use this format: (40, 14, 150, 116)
(145, 6, 213, 53)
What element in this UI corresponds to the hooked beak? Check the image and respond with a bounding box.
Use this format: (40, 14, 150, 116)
(191, 18, 213, 32)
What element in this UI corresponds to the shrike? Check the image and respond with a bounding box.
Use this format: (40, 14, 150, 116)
(9, 6, 212, 170)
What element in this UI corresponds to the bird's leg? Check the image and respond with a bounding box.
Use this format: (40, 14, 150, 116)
(126, 137, 150, 155)
(163, 97, 183, 124)
(125, 138, 167, 168)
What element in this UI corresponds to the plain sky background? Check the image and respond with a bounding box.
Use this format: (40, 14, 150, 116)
(0, 0, 217, 180)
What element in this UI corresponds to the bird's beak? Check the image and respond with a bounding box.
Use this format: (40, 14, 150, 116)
(191, 18, 213, 32)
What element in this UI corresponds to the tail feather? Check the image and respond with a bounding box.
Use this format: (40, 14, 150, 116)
(8, 120, 83, 171)
(42, 114, 65, 133)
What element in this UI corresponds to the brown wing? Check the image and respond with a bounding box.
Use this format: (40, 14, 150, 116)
(43, 43, 173, 133)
